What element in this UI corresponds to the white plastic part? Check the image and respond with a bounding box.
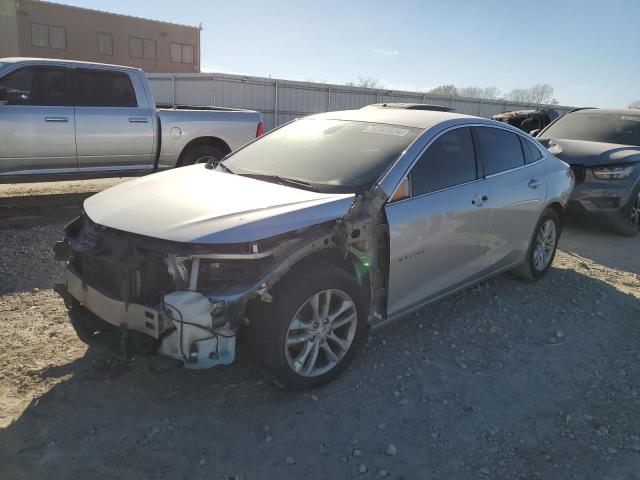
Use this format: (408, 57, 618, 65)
(159, 291, 236, 369)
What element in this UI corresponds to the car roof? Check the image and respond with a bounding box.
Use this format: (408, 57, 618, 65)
(305, 108, 497, 130)
(362, 103, 455, 112)
(0, 57, 141, 72)
(568, 108, 640, 116)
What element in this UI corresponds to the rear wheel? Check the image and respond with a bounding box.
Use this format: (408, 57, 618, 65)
(177, 144, 225, 167)
(249, 263, 368, 389)
(511, 208, 560, 280)
(611, 185, 640, 237)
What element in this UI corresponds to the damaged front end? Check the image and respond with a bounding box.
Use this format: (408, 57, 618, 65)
(54, 193, 388, 369)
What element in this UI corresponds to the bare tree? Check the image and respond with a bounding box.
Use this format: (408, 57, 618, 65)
(345, 77, 384, 89)
(506, 84, 558, 105)
(458, 86, 501, 99)
(427, 85, 458, 96)
(629, 100, 640, 109)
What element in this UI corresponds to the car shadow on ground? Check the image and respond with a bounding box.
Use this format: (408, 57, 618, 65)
(1, 264, 639, 480)
(560, 218, 640, 274)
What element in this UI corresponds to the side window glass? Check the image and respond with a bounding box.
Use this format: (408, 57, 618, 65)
(0, 67, 69, 106)
(410, 127, 477, 196)
(522, 137, 543, 164)
(76, 69, 137, 107)
(477, 127, 525, 174)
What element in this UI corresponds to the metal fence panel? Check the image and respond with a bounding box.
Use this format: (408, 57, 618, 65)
(148, 72, 574, 131)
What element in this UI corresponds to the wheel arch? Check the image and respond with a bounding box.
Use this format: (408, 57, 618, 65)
(177, 136, 232, 165)
(546, 201, 565, 228)
(281, 248, 372, 304)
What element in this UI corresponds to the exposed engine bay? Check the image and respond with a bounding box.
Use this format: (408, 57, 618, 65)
(54, 189, 388, 369)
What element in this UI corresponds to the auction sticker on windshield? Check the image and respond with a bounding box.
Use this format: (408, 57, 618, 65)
(362, 125, 411, 136)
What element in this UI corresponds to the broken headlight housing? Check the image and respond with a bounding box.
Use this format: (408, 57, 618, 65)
(592, 164, 634, 180)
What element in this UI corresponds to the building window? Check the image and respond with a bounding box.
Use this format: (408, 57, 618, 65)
(31, 23, 67, 50)
(170, 43, 194, 64)
(129, 37, 157, 60)
(97, 32, 113, 55)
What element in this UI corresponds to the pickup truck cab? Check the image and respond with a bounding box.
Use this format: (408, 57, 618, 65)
(0, 58, 263, 182)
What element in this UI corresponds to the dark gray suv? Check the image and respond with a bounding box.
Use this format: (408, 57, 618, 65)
(536, 108, 640, 236)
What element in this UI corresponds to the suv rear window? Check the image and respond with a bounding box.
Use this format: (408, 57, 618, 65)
(540, 112, 640, 146)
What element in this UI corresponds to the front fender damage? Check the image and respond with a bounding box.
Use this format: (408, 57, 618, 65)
(198, 187, 390, 330)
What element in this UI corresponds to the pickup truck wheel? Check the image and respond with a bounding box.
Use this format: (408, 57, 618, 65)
(249, 263, 368, 390)
(510, 208, 560, 280)
(177, 144, 224, 167)
(611, 185, 640, 237)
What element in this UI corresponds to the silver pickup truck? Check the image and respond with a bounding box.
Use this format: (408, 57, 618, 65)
(0, 58, 263, 182)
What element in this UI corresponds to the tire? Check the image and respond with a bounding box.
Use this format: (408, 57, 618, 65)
(511, 208, 561, 280)
(610, 184, 640, 237)
(249, 263, 368, 390)
(177, 144, 224, 167)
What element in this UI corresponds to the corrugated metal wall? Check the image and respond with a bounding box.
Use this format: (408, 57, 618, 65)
(148, 72, 574, 131)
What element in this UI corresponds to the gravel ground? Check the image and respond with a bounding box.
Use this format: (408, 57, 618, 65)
(0, 183, 639, 480)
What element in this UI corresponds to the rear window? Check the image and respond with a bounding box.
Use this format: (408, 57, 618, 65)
(540, 112, 640, 146)
(223, 118, 422, 193)
(76, 69, 137, 107)
(520, 137, 543, 164)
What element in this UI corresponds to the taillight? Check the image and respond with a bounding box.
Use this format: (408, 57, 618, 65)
(256, 121, 264, 137)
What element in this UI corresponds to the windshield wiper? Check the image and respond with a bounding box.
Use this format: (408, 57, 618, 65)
(212, 161, 235, 174)
(238, 173, 319, 192)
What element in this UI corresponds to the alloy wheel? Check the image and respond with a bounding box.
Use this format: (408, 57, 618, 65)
(284, 289, 358, 377)
(533, 219, 557, 271)
(630, 192, 640, 231)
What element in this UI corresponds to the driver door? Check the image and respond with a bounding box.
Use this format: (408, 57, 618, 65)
(384, 126, 491, 316)
(0, 65, 76, 177)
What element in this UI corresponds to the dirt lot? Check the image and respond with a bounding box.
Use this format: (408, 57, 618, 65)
(1, 181, 639, 480)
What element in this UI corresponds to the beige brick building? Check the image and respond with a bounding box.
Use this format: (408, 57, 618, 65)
(0, 0, 201, 72)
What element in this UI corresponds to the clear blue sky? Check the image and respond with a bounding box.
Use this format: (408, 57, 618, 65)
(57, 0, 639, 108)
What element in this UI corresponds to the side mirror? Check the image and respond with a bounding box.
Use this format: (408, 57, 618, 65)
(0, 87, 7, 104)
(529, 129, 540, 137)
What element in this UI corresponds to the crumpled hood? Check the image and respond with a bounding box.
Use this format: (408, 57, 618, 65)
(84, 165, 356, 244)
(539, 138, 640, 167)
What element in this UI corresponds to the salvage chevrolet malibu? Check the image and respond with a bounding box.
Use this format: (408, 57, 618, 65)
(55, 105, 574, 389)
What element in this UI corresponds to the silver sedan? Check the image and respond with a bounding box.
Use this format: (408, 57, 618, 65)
(56, 104, 575, 389)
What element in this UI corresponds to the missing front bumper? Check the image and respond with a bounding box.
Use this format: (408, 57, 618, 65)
(57, 266, 237, 368)
(60, 266, 167, 338)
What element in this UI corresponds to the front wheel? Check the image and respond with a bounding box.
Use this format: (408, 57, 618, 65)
(611, 186, 640, 237)
(511, 208, 561, 280)
(249, 263, 368, 389)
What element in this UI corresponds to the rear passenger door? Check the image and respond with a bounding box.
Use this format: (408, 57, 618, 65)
(0, 65, 76, 177)
(74, 68, 154, 172)
(385, 126, 491, 316)
(476, 126, 546, 270)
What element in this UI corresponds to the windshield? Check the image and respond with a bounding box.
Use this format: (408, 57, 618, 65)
(540, 112, 640, 146)
(221, 118, 422, 193)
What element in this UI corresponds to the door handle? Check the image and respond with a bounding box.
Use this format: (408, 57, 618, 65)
(528, 179, 542, 189)
(45, 116, 68, 122)
(472, 194, 488, 206)
(129, 117, 149, 123)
